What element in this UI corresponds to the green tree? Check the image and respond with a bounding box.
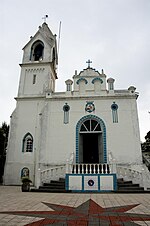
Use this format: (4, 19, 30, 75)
(141, 131, 150, 152)
(0, 122, 9, 183)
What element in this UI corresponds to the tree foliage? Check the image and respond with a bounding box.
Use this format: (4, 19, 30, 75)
(141, 131, 150, 152)
(0, 122, 9, 183)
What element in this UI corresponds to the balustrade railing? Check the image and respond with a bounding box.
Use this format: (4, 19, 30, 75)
(116, 164, 150, 190)
(70, 163, 111, 174)
(40, 165, 66, 184)
(116, 165, 143, 185)
(37, 156, 150, 191)
(39, 163, 111, 186)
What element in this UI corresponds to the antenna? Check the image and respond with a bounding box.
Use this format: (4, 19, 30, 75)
(57, 21, 62, 56)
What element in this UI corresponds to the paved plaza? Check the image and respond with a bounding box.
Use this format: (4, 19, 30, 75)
(0, 186, 150, 225)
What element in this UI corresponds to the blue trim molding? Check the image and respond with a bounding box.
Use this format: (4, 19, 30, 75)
(76, 115, 107, 163)
(92, 77, 103, 84)
(76, 77, 88, 85)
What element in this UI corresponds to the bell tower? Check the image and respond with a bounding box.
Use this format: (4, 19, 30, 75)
(18, 23, 58, 97)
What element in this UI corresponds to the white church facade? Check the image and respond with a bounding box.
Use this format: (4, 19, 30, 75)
(4, 22, 150, 191)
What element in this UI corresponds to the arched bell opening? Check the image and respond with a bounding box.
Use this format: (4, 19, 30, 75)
(30, 40, 44, 61)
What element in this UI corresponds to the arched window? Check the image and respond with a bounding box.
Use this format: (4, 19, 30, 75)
(30, 41, 44, 61)
(22, 133, 33, 152)
(80, 119, 101, 132)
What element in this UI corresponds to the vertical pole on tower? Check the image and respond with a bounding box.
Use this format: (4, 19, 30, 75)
(58, 21, 62, 56)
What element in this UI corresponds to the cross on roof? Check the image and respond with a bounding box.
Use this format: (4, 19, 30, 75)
(86, 59, 92, 68)
(42, 15, 48, 23)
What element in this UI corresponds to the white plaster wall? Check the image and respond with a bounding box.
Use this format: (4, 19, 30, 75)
(103, 98, 142, 164)
(4, 92, 142, 185)
(18, 65, 54, 96)
(4, 162, 34, 185)
(44, 99, 76, 165)
(4, 99, 45, 185)
(38, 95, 142, 166)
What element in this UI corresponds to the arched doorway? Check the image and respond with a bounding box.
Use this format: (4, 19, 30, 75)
(76, 115, 107, 164)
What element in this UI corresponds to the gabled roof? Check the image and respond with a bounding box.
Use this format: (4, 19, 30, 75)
(23, 23, 56, 49)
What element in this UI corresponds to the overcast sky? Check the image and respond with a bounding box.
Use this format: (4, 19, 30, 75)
(0, 0, 150, 141)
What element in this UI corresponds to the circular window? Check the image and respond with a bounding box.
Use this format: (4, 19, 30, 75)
(63, 104, 70, 112)
(111, 103, 118, 111)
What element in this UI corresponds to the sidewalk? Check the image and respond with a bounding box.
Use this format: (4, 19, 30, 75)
(0, 186, 150, 225)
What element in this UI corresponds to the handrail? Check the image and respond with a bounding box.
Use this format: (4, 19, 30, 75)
(116, 164, 150, 190)
(40, 164, 66, 184)
(67, 163, 111, 174)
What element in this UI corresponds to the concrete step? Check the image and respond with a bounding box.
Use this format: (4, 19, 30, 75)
(31, 177, 66, 193)
(43, 182, 65, 187)
(118, 186, 144, 191)
(31, 188, 70, 193)
(39, 185, 65, 189)
(117, 178, 145, 192)
(59, 178, 65, 182)
(118, 180, 133, 185)
(118, 183, 140, 187)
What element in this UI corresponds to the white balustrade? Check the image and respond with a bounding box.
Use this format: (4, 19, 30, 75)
(40, 165, 66, 184)
(40, 162, 113, 186)
(116, 164, 150, 190)
(68, 163, 111, 174)
(39, 158, 150, 191)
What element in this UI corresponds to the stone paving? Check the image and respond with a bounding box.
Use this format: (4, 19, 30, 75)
(0, 186, 150, 225)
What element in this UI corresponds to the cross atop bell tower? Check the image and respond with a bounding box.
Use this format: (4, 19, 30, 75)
(42, 15, 48, 23)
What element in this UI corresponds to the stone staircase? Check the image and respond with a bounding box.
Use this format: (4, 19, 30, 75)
(31, 177, 150, 193)
(116, 178, 145, 193)
(31, 178, 69, 193)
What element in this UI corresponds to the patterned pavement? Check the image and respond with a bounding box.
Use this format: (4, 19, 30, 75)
(0, 186, 150, 225)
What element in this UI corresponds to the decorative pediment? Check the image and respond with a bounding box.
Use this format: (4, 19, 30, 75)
(78, 67, 101, 78)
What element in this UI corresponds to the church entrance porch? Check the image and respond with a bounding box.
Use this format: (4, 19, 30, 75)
(65, 115, 117, 192)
